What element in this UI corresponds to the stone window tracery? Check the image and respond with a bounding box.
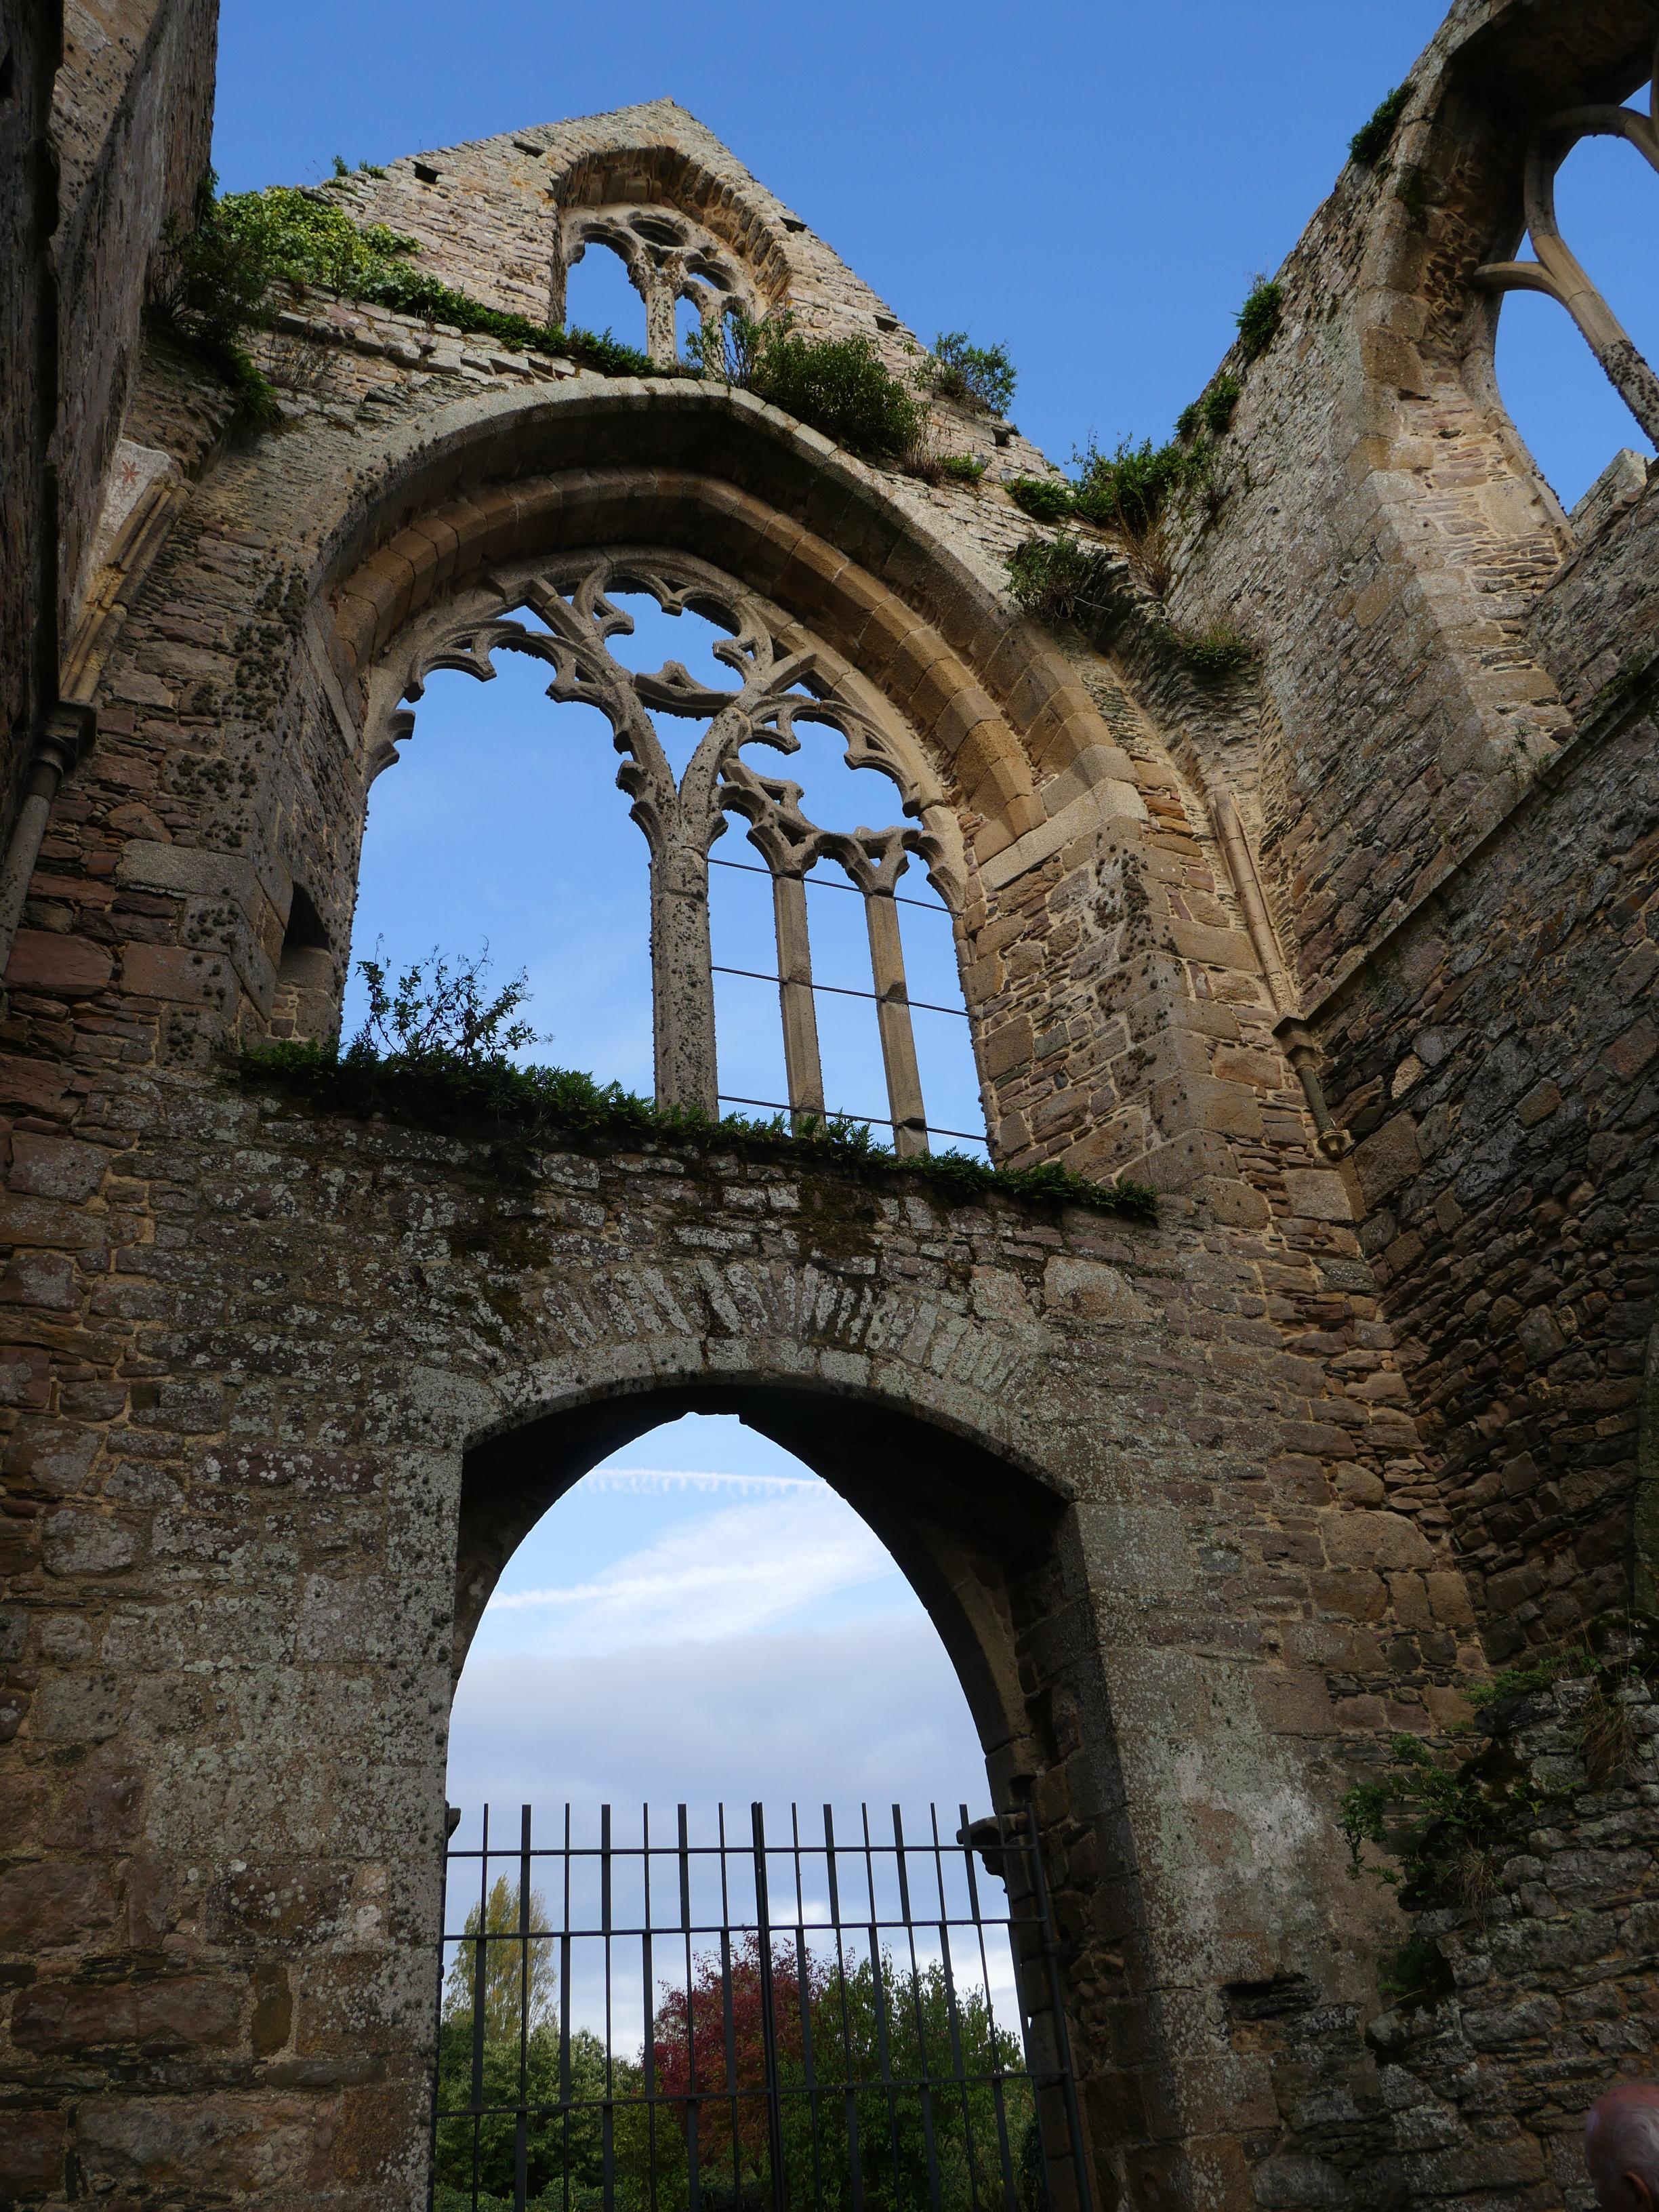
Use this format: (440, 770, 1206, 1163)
(382, 552, 973, 1153)
(1477, 32, 1659, 448)
(556, 207, 756, 367)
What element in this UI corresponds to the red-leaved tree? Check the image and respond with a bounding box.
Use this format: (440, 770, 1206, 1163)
(651, 1934, 822, 2179)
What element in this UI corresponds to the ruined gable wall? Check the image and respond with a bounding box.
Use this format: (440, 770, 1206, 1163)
(337, 98, 934, 369)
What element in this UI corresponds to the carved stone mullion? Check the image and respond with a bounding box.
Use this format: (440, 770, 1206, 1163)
(771, 869, 825, 1127)
(649, 834, 719, 1118)
(652, 700, 750, 1118)
(642, 267, 679, 366)
(394, 553, 959, 1138)
(864, 889, 928, 1157)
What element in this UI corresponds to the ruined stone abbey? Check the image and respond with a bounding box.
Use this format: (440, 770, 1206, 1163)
(5, 2, 1659, 2205)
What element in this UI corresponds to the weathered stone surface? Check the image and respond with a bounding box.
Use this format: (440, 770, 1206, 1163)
(3, 5, 1659, 2209)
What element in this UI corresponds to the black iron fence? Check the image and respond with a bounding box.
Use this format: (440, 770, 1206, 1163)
(432, 1802, 1091, 2212)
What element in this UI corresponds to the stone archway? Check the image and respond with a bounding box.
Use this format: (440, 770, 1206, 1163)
(442, 1369, 1120, 2212)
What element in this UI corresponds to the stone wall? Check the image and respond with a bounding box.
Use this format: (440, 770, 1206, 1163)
(0, 0, 62, 838)
(1148, 0, 1659, 1651)
(1305, 1670, 1659, 2211)
(50, 0, 217, 638)
(0, 0, 215, 916)
(0, 1071, 1461, 2210)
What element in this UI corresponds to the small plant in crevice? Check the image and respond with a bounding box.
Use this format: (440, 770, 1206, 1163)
(1200, 374, 1241, 436)
(1005, 534, 1121, 626)
(928, 330, 1017, 417)
(1181, 625, 1254, 684)
(1235, 276, 1284, 364)
(1581, 1676, 1639, 1788)
(1338, 1729, 1535, 1911)
(898, 416, 986, 487)
(1395, 163, 1433, 232)
(682, 303, 766, 387)
(1175, 379, 1241, 445)
(1006, 474, 1073, 524)
(1350, 83, 1411, 169)
(1378, 1931, 1456, 2011)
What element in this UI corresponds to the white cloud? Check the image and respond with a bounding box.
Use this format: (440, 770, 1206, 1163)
(581, 1467, 819, 1496)
(448, 1616, 986, 1819)
(482, 1481, 900, 1655)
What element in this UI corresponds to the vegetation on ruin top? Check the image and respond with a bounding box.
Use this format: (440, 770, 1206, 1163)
(233, 950, 1158, 1221)
(688, 307, 926, 462)
(1004, 534, 1253, 686)
(1234, 275, 1284, 363)
(1349, 83, 1412, 169)
(928, 331, 1017, 417)
(148, 171, 656, 423)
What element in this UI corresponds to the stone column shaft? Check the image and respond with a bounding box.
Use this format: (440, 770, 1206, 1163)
(865, 890, 927, 1155)
(772, 870, 825, 1126)
(651, 846, 718, 1118)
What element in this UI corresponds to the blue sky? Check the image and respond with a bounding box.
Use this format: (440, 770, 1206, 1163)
(211, 5, 1658, 1832)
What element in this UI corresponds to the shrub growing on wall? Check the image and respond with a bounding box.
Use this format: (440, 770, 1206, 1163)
(691, 307, 924, 462)
(147, 171, 655, 417)
(930, 330, 1017, 416)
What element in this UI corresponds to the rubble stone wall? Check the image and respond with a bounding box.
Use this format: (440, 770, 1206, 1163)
(1154, 0, 1659, 1650)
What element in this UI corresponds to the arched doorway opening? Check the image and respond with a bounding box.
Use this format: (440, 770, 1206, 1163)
(430, 1380, 1107, 2212)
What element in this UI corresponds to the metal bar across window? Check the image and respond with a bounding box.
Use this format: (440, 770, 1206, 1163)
(710, 852, 947, 914)
(712, 962, 969, 1021)
(716, 1093, 988, 1146)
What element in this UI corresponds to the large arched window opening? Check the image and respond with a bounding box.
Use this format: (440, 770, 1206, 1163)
(1483, 37, 1659, 516)
(349, 553, 988, 1158)
(433, 1400, 1088, 2212)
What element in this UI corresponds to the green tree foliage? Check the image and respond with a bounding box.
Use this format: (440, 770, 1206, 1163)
(443, 1875, 558, 2041)
(434, 1935, 1042, 2212)
(930, 332, 1017, 417)
(433, 2016, 616, 2208)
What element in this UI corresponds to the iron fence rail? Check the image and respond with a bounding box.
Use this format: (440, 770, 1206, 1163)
(432, 1801, 1090, 2212)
